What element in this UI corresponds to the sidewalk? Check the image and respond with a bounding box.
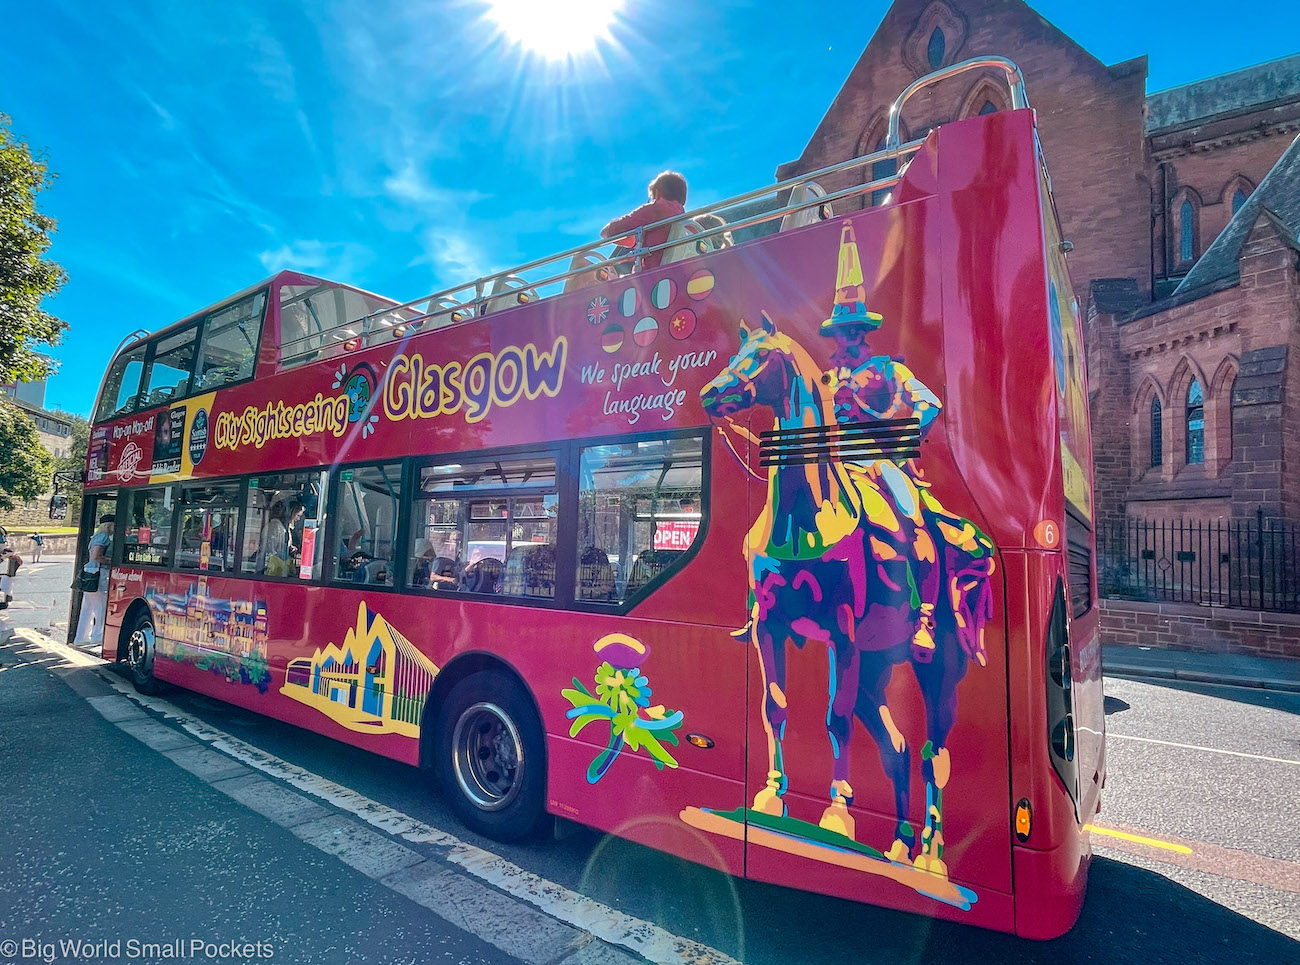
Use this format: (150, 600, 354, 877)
(1104, 643, 1300, 693)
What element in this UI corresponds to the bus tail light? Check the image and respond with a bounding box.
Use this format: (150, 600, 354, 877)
(1045, 578, 1080, 811)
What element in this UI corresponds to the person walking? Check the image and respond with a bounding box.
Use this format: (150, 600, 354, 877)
(74, 515, 114, 645)
(28, 532, 44, 563)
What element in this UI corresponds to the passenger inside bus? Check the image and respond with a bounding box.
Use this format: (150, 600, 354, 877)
(412, 537, 461, 589)
(334, 463, 400, 586)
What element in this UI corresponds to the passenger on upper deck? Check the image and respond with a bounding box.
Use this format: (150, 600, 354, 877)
(601, 171, 688, 271)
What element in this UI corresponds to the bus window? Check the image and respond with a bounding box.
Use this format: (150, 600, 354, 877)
(195, 291, 266, 391)
(176, 483, 241, 573)
(332, 463, 402, 587)
(278, 283, 411, 369)
(242, 471, 329, 579)
(409, 455, 558, 598)
(122, 486, 175, 566)
(98, 343, 148, 421)
(576, 435, 703, 605)
(141, 325, 197, 409)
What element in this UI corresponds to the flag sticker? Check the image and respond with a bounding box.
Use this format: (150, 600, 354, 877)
(602, 323, 625, 354)
(587, 295, 610, 326)
(633, 316, 659, 347)
(651, 278, 676, 310)
(686, 270, 715, 301)
(669, 308, 697, 341)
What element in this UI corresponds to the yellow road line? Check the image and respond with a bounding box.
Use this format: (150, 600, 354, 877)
(1085, 824, 1193, 854)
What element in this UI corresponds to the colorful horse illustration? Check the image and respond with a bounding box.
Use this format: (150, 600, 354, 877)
(701, 311, 995, 877)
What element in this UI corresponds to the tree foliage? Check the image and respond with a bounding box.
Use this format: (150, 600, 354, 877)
(0, 400, 53, 512)
(0, 113, 68, 385)
(53, 414, 90, 518)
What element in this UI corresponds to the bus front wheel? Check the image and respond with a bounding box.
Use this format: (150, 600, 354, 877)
(436, 670, 545, 842)
(125, 611, 164, 696)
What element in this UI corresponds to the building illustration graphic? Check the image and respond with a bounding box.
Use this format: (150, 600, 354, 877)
(147, 579, 272, 690)
(281, 602, 439, 738)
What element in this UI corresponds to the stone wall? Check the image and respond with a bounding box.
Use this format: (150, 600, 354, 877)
(1099, 598, 1300, 660)
(1089, 217, 1300, 523)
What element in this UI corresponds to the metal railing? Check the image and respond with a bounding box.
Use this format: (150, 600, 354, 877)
(1097, 512, 1300, 613)
(305, 56, 1034, 353)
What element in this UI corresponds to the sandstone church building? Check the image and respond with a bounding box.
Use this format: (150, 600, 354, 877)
(776, 0, 1300, 530)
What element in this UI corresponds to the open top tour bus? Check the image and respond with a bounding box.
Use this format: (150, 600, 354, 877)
(75, 58, 1103, 938)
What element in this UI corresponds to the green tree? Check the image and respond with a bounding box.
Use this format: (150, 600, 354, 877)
(0, 400, 53, 512)
(52, 413, 89, 519)
(0, 113, 68, 385)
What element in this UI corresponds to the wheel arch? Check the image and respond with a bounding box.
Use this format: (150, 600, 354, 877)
(418, 651, 545, 772)
(116, 597, 154, 663)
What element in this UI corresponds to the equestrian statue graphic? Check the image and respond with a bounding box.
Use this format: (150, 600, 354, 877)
(684, 221, 996, 908)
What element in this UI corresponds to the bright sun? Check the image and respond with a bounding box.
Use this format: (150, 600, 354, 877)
(484, 0, 625, 59)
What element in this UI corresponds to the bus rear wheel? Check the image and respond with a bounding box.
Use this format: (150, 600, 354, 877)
(125, 611, 164, 696)
(436, 670, 545, 842)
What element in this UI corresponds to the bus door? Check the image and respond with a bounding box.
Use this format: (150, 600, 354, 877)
(68, 491, 117, 646)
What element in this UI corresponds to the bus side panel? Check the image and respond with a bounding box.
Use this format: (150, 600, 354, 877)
(1004, 549, 1091, 938)
(111, 447, 754, 880)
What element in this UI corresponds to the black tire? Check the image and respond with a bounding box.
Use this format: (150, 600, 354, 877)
(124, 609, 165, 695)
(435, 670, 546, 842)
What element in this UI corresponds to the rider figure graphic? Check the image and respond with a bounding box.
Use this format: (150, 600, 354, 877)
(820, 222, 944, 659)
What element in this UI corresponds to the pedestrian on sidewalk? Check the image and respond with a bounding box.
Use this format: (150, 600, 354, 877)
(28, 532, 43, 563)
(0, 546, 23, 609)
(74, 515, 114, 645)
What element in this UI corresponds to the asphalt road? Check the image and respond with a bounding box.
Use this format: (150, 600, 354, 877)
(1, 561, 1296, 964)
(0, 554, 74, 639)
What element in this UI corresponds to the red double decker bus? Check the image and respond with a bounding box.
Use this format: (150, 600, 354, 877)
(75, 59, 1103, 938)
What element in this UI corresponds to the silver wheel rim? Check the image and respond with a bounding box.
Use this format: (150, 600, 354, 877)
(128, 623, 155, 678)
(451, 702, 523, 811)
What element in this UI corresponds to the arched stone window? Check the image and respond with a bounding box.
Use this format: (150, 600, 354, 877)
(1179, 199, 1196, 264)
(1132, 377, 1166, 480)
(1232, 189, 1248, 214)
(902, 3, 967, 77)
(958, 77, 1009, 119)
(1150, 398, 1163, 468)
(1186, 380, 1205, 465)
(1208, 356, 1239, 476)
(927, 27, 946, 69)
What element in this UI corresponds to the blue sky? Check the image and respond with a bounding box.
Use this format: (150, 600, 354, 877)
(4, 0, 1296, 416)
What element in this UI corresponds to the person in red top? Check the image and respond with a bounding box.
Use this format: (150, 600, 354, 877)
(601, 171, 688, 271)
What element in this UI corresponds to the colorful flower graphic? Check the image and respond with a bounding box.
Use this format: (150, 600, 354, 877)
(562, 633, 684, 784)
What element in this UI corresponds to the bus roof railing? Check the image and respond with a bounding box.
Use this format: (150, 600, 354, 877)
(278, 56, 1032, 363)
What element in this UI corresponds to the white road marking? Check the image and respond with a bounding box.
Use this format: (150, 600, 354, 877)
(18, 630, 740, 965)
(1109, 732, 1300, 767)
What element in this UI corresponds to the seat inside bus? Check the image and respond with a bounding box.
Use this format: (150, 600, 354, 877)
(779, 180, 833, 232)
(661, 219, 709, 265)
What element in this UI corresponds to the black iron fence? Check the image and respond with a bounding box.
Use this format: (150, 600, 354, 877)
(1097, 513, 1300, 613)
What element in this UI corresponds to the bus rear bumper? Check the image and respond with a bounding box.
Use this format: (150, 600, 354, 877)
(1012, 834, 1091, 939)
